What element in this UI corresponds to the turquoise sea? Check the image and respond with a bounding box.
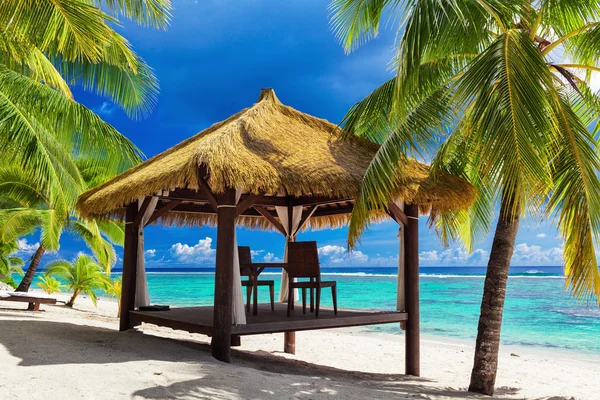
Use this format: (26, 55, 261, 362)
(110, 266, 600, 354)
(25, 266, 600, 354)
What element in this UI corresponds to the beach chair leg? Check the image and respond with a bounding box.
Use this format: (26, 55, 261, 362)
(302, 288, 307, 314)
(231, 335, 241, 347)
(287, 286, 293, 317)
(245, 286, 252, 312)
(332, 285, 337, 315)
(310, 287, 314, 313)
(27, 303, 40, 311)
(269, 283, 275, 311)
(315, 287, 321, 318)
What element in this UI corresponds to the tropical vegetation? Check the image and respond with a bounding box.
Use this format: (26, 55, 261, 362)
(0, 164, 125, 292)
(36, 275, 62, 295)
(106, 277, 123, 317)
(0, 0, 172, 292)
(0, 241, 24, 287)
(44, 254, 112, 307)
(330, 0, 600, 395)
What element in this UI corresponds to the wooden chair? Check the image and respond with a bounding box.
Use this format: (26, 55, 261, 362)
(286, 241, 337, 318)
(238, 246, 275, 312)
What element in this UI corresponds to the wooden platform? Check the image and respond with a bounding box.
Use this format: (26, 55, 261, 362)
(130, 303, 407, 336)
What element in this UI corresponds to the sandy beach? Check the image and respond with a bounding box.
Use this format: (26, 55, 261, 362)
(0, 292, 597, 400)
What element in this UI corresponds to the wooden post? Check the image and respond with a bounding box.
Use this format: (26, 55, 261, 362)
(120, 203, 139, 331)
(404, 203, 420, 376)
(284, 202, 296, 354)
(397, 224, 407, 330)
(211, 188, 237, 363)
(284, 331, 296, 354)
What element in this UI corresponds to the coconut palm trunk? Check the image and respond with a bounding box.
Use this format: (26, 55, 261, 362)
(469, 198, 520, 395)
(66, 289, 80, 307)
(15, 244, 46, 292)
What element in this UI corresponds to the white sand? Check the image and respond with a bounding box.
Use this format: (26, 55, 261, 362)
(0, 291, 598, 400)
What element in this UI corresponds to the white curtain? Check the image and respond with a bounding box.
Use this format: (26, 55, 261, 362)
(394, 200, 406, 312)
(135, 196, 159, 308)
(231, 189, 246, 325)
(275, 206, 303, 302)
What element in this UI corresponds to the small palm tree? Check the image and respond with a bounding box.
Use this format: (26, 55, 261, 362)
(0, 241, 24, 288)
(0, 164, 125, 292)
(105, 277, 123, 317)
(45, 254, 111, 307)
(36, 275, 62, 295)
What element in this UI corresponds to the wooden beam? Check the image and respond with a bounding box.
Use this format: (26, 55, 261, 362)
(197, 177, 218, 212)
(388, 202, 409, 226)
(294, 205, 318, 236)
(145, 199, 183, 226)
(212, 188, 237, 363)
(311, 206, 354, 218)
(159, 188, 208, 202)
(292, 196, 353, 207)
(158, 190, 353, 209)
(133, 197, 152, 228)
(120, 203, 140, 332)
(404, 203, 420, 376)
(254, 205, 286, 235)
(236, 194, 262, 216)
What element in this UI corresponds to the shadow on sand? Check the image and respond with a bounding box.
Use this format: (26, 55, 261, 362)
(0, 317, 573, 400)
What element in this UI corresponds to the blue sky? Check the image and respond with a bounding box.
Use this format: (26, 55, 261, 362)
(19, 0, 565, 268)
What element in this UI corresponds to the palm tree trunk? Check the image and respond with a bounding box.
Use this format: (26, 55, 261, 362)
(469, 196, 520, 396)
(66, 289, 80, 307)
(15, 244, 46, 292)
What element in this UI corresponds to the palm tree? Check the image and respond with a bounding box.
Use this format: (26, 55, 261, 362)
(106, 277, 123, 317)
(45, 254, 111, 307)
(0, 1, 172, 209)
(0, 241, 24, 288)
(330, 0, 600, 395)
(0, 165, 124, 292)
(37, 275, 62, 295)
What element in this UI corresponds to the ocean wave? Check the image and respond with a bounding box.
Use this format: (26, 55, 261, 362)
(145, 272, 214, 275)
(262, 272, 397, 277)
(261, 272, 564, 278)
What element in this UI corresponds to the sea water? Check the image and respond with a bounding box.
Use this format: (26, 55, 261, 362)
(128, 266, 600, 354)
(25, 266, 600, 354)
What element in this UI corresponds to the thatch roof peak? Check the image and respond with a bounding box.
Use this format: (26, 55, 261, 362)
(76, 88, 476, 229)
(257, 88, 279, 103)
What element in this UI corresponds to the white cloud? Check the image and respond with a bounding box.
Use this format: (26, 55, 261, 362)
(317, 245, 379, 266)
(318, 245, 346, 257)
(511, 243, 563, 266)
(536, 233, 547, 238)
(169, 237, 215, 264)
(263, 252, 282, 263)
(419, 243, 564, 266)
(419, 250, 439, 262)
(419, 247, 489, 266)
(94, 101, 116, 116)
(17, 239, 39, 255)
(250, 249, 264, 257)
(145, 249, 156, 258)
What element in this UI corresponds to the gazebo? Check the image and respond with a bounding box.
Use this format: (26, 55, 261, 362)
(76, 89, 475, 375)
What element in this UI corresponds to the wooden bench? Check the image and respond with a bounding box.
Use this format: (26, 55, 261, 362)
(0, 292, 57, 311)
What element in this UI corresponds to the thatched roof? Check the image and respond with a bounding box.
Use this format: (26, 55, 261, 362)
(76, 89, 476, 230)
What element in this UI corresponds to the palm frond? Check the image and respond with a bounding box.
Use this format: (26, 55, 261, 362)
(348, 86, 453, 247)
(100, 0, 172, 29)
(547, 89, 600, 303)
